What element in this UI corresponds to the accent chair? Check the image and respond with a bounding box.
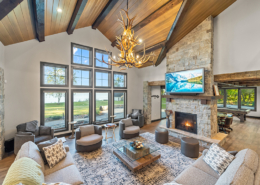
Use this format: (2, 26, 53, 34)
(127, 109, 144, 128)
(119, 117, 140, 139)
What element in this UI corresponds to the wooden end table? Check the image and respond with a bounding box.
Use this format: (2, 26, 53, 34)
(68, 121, 77, 139)
(104, 123, 116, 142)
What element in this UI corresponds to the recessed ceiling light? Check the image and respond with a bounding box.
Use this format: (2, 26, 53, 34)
(57, 8, 62, 13)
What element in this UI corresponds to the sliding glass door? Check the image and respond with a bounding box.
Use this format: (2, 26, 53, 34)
(94, 90, 111, 124)
(72, 90, 92, 126)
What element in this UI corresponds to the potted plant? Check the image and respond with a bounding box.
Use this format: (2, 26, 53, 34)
(165, 110, 173, 128)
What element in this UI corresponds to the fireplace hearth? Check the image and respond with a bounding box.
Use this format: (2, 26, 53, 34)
(175, 111, 197, 134)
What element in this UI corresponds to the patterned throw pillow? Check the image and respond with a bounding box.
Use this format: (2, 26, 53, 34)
(203, 144, 235, 175)
(43, 140, 67, 168)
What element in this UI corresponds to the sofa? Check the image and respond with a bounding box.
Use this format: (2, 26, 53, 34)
(171, 148, 260, 185)
(127, 109, 144, 128)
(13, 141, 84, 185)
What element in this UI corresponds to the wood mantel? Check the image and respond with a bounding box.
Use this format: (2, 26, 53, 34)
(162, 95, 223, 105)
(148, 80, 165, 86)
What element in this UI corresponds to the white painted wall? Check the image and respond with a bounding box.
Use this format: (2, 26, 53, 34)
(151, 86, 161, 120)
(0, 42, 4, 70)
(4, 27, 140, 140)
(214, 0, 260, 116)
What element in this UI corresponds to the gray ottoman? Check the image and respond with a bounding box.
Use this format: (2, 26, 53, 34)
(155, 128, 168, 144)
(181, 137, 199, 158)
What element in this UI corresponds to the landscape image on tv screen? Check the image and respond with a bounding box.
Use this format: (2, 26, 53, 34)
(166, 68, 204, 93)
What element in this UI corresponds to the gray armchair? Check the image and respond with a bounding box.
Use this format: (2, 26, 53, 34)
(127, 109, 144, 128)
(75, 125, 103, 152)
(14, 122, 54, 155)
(119, 118, 140, 139)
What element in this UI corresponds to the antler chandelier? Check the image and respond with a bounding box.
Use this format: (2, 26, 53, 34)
(97, 1, 154, 70)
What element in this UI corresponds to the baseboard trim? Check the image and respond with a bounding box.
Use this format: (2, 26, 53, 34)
(152, 118, 165, 122)
(247, 116, 260, 119)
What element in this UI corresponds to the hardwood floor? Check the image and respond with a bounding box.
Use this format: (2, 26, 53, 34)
(0, 117, 259, 184)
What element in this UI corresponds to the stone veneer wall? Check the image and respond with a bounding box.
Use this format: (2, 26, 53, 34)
(0, 68, 4, 160)
(166, 16, 218, 138)
(143, 82, 151, 125)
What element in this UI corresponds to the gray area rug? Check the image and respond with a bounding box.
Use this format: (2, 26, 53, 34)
(73, 132, 195, 185)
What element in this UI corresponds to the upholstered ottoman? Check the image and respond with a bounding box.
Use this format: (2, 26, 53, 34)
(181, 137, 199, 158)
(155, 128, 168, 144)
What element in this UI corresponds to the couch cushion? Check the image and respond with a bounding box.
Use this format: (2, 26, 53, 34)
(123, 126, 140, 134)
(76, 134, 103, 146)
(40, 126, 51, 135)
(37, 137, 58, 164)
(43, 140, 67, 169)
(236, 149, 259, 173)
(203, 144, 234, 175)
(122, 118, 133, 127)
(174, 166, 218, 185)
(15, 141, 45, 173)
(80, 125, 95, 137)
(216, 164, 254, 185)
(44, 165, 84, 185)
(44, 152, 74, 176)
(3, 157, 44, 185)
(192, 156, 220, 179)
(35, 135, 52, 144)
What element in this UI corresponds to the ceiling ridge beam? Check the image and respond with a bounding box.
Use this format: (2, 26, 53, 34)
(67, 0, 89, 35)
(155, 0, 192, 66)
(111, 0, 182, 47)
(92, 0, 119, 30)
(0, 0, 23, 21)
(32, 0, 45, 42)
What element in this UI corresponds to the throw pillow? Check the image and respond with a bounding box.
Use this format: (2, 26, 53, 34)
(25, 120, 38, 132)
(80, 125, 95, 137)
(43, 140, 67, 168)
(122, 117, 133, 127)
(37, 137, 58, 164)
(3, 157, 44, 185)
(203, 144, 235, 175)
(40, 126, 51, 135)
(131, 110, 141, 119)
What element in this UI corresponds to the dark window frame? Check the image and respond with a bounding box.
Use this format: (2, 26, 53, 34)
(94, 69, 112, 88)
(40, 62, 69, 87)
(71, 66, 93, 88)
(71, 89, 93, 127)
(113, 90, 127, 122)
(94, 90, 112, 125)
(113, 71, 127, 89)
(160, 86, 166, 119)
(94, 48, 112, 70)
(71, 43, 93, 67)
(219, 87, 257, 111)
(40, 88, 69, 132)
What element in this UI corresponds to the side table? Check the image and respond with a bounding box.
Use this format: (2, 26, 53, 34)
(69, 121, 77, 139)
(104, 123, 116, 142)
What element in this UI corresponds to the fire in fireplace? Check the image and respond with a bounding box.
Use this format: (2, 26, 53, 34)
(175, 111, 197, 134)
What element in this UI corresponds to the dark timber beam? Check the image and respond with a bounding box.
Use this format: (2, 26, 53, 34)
(0, 0, 23, 21)
(92, 0, 119, 30)
(67, 0, 88, 35)
(155, 0, 191, 66)
(136, 40, 166, 56)
(32, 0, 45, 42)
(111, 0, 183, 47)
(214, 70, 260, 83)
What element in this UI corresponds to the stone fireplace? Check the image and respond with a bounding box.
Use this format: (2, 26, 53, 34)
(175, 111, 197, 134)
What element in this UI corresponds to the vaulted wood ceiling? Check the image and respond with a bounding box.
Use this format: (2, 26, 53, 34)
(0, 0, 236, 68)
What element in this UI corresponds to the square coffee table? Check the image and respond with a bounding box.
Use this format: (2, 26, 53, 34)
(113, 143, 161, 172)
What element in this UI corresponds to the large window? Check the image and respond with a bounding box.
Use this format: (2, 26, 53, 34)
(94, 49, 112, 69)
(40, 62, 69, 87)
(72, 67, 92, 87)
(161, 86, 166, 118)
(113, 72, 127, 89)
(71, 90, 92, 127)
(218, 87, 256, 111)
(113, 91, 127, 121)
(71, 43, 93, 66)
(40, 89, 68, 131)
(95, 69, 112, 88)
(94, 90, 111, 124)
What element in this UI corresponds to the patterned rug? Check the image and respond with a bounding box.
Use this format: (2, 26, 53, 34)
(73, 132, 195, 185)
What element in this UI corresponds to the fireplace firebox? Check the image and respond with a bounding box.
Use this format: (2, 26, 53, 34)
(175, 111, 197, 134)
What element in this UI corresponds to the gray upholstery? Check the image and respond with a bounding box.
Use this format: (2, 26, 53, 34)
(127, 109, 144, 128)
(25, 120, 38, 132)
(75, 125, 102, 152)
(37, 137, 58, 164)
(121, 118, 133, 127)
(14, 123, 54, 155)
(155, 128, 168, 144)
(181, 137, 199, 158)
(79, 125, 95, 137)
(119, 120, 140, 139)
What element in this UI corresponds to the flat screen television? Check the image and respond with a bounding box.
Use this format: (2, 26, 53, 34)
(165, 68, 204, 94)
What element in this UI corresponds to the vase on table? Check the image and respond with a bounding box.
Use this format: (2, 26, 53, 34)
(166, 117, 171, 128)
(165, 109, 173, 128)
